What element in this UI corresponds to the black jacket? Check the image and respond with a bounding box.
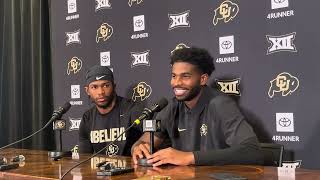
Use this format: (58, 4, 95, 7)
(155, 86, 263, 165)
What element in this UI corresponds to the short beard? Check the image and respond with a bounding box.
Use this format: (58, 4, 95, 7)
(176, 84, 202, 102)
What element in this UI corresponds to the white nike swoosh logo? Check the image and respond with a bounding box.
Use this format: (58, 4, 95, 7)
(96, 75, 105, 80)
(120, 114, 124, 117)
(178, 128, 187, 132)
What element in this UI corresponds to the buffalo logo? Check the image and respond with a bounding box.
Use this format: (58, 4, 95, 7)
(213, 0, 239, 26)
(106, 143, 119, 156)
(216, 78, 240, 96)
(170, 43, 190, 55)
(266, 32, 296, 54)
(67, 57, 82, 75)
(268, 72, 299, 98)
(71, 145, 79, 153)
(65, 30, 81, 45)
(53, 120, 66, 130)
(131, 50, 150, 67)
(128, 0, 143, 7)
(96, 23, 113, 43)
(200, 124, 208, 136)
(71, 145, 80, 159)
(95, 0, 111, 11)
(69, 118, 81, 131)
(168, 10, 190, 30)
(132, 82, 152, 102)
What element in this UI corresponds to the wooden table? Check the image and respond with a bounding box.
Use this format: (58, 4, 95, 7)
(0, 149, 319, 179)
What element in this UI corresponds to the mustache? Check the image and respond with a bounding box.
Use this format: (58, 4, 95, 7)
(96, 96, 110, 99)
(173, 86, 188, 89)
(95, 95, 112, 100)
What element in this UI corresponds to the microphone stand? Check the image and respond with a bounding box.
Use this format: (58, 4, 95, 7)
(48, 119, 71, 160)
(138, 119, 161, 167)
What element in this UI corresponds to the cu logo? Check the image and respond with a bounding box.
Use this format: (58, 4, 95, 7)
(278, 118, 291, 127)
(107, 144, 119, 156)
(221, 40, 232, 50)
(273, 0, 286, 3)
(132, 82, 152, 102)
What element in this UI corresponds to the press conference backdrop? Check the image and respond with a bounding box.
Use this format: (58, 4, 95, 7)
(49, 0, 320, 169)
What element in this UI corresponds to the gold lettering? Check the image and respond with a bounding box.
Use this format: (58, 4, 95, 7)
(90, 157, 127, 169)
(220, 4, 231, 19)
(277, 76, 289, 92)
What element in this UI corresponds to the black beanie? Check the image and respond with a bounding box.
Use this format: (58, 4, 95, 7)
(85, 65, 114, 85)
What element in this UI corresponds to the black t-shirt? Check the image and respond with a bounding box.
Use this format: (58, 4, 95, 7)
(155, 86, 263, 165)
(79, 96, 143, 156)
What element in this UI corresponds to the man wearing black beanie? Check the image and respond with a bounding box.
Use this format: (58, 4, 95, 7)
(79, 65, 144, 156)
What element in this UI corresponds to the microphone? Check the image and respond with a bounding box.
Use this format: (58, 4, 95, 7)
(60, 98, 168, 179)
(135, 98, 168, 167)
(51, 102, 71, 121)
(0, 102, 71, 150)
(0, 155, 25, 170)
(134, 97, 168, 125)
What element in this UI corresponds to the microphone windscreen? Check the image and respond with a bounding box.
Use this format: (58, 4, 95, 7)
(155, 98, 168, 112)
(62, 102, 72, 113)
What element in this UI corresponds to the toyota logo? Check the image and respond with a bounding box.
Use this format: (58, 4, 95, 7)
(278, 118, 291, 127)
(69, 3, 76, 10)
(101, 55, 109, 62)
(221, 41, 232, 50)
(273, 0, 286, 3)
(72, 88, 79, 95)
(135, 19, 144, 27)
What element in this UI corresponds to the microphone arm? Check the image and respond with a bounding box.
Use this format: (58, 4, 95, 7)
(0, 102, 71, 150)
